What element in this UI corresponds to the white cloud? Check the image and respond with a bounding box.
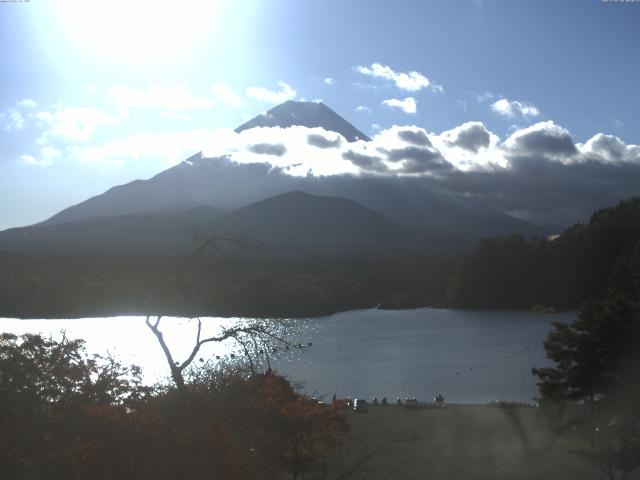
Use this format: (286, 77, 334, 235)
(578, 133, 640, 164)
(21, 153, 53, 167)
(246, 81, 296, 104)
(16, 98, 37, 108)
(5, 109, 25, 130)
(36, 107, 121, 142)
(356, 105, 372, 114)
(41, 146, 61, 161)
(108, 85, 214, 111)
(324, 77, 336, 85)
(160, 112, 190, 121)
(382, 97, 417, 114)
(475, 91, 495, 102)
(491, 98, 540, 119)
(35, 111, 53, 123)
(71, 129, 218, 166)
(354, 63, 434, 92)
(211, 83, 244, 108)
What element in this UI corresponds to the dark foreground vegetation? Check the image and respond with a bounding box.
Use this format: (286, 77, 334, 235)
(531, 244, 640, 480)
(0, 332, 347, 480)
(2, 198, 640, 318)
(448, 197, 640, 309)
(0, 254, 452, 318)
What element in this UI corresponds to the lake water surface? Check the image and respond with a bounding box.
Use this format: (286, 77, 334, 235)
(0, 308, 574, 403)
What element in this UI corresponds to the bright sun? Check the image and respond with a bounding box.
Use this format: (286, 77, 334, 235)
(54, 0, 220, 64)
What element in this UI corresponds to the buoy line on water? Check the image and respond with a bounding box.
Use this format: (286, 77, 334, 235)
(454, 344, 543, 377)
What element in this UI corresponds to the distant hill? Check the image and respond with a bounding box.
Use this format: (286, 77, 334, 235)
(0, 206, 223, 254)
(235, 100, 370, 142)
(211, 191, 413, 254)
(447, 197, 640, 309)
(0, 192, 430, 256)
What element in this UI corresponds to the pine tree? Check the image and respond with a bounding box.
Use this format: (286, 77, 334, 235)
(533, 243, 640, 480)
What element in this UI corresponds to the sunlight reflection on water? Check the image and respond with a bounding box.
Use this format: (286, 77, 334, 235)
(1, 308, 573, 402)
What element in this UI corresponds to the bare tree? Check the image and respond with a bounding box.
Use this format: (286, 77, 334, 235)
(146, 232, 305, 393)
(145, 315, 305, 394)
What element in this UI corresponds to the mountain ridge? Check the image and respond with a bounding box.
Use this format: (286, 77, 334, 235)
(2, 101, 557, 248)
(235, 100, 371, 142)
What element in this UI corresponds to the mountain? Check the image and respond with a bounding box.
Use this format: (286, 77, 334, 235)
(28, 154, 548, 242)
(0, 206, 223, 254)
(0, 192, 421, 255)
(235, 100, 370, 142)
(212, 191, 411, 254)
(1, 101, 554, 250)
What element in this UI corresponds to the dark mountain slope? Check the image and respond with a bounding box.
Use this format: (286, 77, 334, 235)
(211, 191, 412, 254)
(33, 155, 548, 242)
(0, 206, 223, 254)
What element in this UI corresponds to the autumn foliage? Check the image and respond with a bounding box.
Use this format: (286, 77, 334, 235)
(0, 333, 347, 480)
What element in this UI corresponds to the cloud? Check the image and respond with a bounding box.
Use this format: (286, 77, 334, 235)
(579, 133, 640, 164)
(475, 91, 495, 102)
(5, 109, 25, 130)
(16, 98, 37, 108)
(307, 133, 341, 149)
(248, 143, 287, 156)
(160, 112, 190, 121)
(397, 128, 432, 146)
(211, 84, 244, 108)
(354, 63, 433, 92)
(246, 81, 296, 104)
(342, 150, 387, 172)
(324, 77, 336, 85)
(108, 85, 214, 111)
(441, 122, 492, 153)
(20, 153, 53, 167)
(41, 146, 61, 161)
(491, 98, 540, 119)
(504, 121, 577, 160)
(356, 105, 372, 114)
(385, 146, 451, 173)
(71, 129, 216, 166)
(36, 107, 121, 142)
(382, 97, 417, 114)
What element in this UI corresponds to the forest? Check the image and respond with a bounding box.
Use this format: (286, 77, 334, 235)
(1, 197, 639, 318)
(0, 252, 452, 318)
(447, 197, 640, 310)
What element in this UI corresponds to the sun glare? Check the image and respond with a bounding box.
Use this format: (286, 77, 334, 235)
(54, 0, 220, 64)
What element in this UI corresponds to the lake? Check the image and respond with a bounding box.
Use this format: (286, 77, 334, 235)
(0, 308, 574, 403)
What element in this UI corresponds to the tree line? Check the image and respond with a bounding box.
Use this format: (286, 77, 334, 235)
(447, 197, 640, 309)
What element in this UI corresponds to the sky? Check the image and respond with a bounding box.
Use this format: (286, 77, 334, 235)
(1, 0, 639, 229)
